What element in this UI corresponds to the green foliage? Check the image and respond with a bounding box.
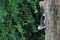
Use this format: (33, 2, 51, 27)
(0, 0, 45, 40)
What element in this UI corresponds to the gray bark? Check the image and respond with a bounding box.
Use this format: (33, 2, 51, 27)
(44, 0, 60, 40)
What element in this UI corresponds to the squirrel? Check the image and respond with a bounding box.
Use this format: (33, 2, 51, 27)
(38, 1, 47, 30)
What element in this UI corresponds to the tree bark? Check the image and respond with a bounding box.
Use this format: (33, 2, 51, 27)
(44, 0, 60, 40)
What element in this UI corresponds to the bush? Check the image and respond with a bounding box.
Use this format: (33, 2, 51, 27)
(0, 0, 45, 40)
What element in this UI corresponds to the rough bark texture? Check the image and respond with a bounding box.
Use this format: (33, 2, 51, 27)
(44, 0, 60, 40)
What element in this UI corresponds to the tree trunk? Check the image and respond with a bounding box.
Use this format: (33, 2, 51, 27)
(44, 0, 60, 40)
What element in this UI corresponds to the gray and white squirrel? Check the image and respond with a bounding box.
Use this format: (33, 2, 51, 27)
(38, 1, 47, 30)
